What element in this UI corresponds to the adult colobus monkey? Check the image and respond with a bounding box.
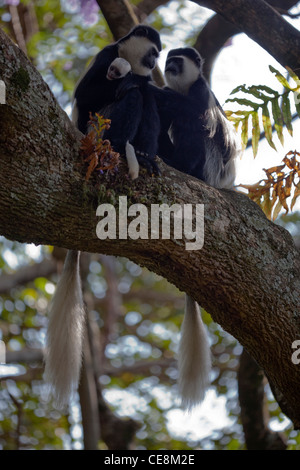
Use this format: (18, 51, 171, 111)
(45, 26, 162, 407)
(152, 47, 238, 409)
(155, 47, 237, 189)
(72, 24, 161, 176)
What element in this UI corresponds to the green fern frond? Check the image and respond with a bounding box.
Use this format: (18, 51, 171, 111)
(225, 66, 300, 156)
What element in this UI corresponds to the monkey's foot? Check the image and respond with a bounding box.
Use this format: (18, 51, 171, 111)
(136, 151, 160, 176)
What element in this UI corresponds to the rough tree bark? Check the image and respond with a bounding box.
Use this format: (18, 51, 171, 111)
(193, 0, 300, 72)
(0, 27, 300, 429)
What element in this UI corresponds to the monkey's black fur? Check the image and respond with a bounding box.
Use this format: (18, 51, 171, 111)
(153, 47, 237, 187)
(74, 26, 161, 133)
(102, 73, 161, 175)
(73, 25, 161, 174)
(154, 79, 210, 179)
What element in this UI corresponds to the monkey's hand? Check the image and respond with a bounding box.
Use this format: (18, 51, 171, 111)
(136, 151, 160, 176)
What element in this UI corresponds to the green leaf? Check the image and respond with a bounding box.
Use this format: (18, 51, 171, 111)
(262, 104, 276, 150)
(230, 84, 247, 95)
(226, 97, 260, 109)
(247, 86, 270, 102)
(251, 111, 260, 157)
(254, 85, 279, 96)
(269, 65, 293, 90)
(227, 110, 252, 117)
(281, 94, 293, 136)
(230, 84, 270, 102)
(271, 97, 284, 145)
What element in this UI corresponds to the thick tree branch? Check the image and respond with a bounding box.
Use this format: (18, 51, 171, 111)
(194, 0, 300, 80)
(0, 28, 300, 428)
(192, 0, 300, 73)
(0, 259, 57, 294)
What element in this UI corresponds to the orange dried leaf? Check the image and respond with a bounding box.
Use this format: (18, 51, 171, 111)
(85, 154, 99, 181)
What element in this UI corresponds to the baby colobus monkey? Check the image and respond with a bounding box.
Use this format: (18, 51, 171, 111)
(103, 58, 139, 180)
(106, 57, 131, 81)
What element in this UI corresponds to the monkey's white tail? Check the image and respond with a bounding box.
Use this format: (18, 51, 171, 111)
(178, 295, 211, 410)
(125, 141, 139, 180)
(44, 250, 85, 407)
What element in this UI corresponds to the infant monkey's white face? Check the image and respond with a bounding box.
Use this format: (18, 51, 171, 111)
(106, 58, 132, 80)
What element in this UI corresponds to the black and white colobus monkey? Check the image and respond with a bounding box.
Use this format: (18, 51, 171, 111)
(155, 47, 237, 189)
(45, 26, 162, 406)
(72, 24, 161, 176)
(151, 48, 238, 409)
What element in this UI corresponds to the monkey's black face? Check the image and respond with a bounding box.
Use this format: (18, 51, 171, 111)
(165, 57, 183, 76)
(165, 55, 200, 94)
(142, 46, 160, 71)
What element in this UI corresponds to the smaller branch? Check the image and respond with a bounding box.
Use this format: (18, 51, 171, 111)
(238, 349, 287, 450)
(100, 256, 124, 362)
(79, 331, 101, 450)
(6, 349, 44, 364)
(0, 368, 43, 382)
(8, 5, 27, 55)
(134, 0, 170, 20)
(0, 259, 57, 294)
(87, 311, 141, 450)
(103, 358, 176, 377)
(193, 14, 240, 82)
(7, 390, 23, 450)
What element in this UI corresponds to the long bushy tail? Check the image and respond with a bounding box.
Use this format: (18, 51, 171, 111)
(44, 250, 85, 407)
(178, 295, 211, 410)
(125, 141, 139, 180)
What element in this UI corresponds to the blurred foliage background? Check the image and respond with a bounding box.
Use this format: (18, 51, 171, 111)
(0, 0, 300, 450)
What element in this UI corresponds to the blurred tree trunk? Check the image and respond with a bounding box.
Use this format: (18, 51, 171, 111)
(238, 350, 287, 450)
(96, 0, 138, 40)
